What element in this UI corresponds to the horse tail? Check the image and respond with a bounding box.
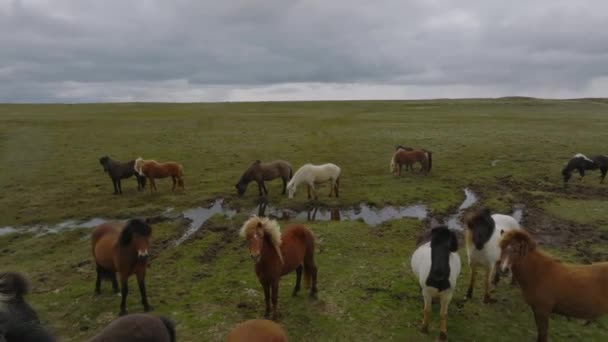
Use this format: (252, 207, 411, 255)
(159, 316, 176, 342)
(426, 151, 432, 172)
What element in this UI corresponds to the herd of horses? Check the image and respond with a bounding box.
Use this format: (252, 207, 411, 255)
(2, 149, 606, 342)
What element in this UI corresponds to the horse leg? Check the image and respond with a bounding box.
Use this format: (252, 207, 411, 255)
(119, 273, 129, 316)
(398, 164, 402, 176)
(271, 280, 280, 321)
(292, 266, 303, 297)
(533, 308, 550, 342)
(171, 177, 177, 191)
(282, 177, 287, 195)
(257, 181, 264, 197)
(262, 182, 269, 196)
(492, 260, 501, 286)
(112, 179, 119, 195)
(335, 179, 339, 198)
(95, 265, 103, 295)
(262, 281, 271, 318)
(311, 184, 318, 200)
(149, 178, 156, 194)
(483, 264, 497, 303)
(600, 168, 607, 183)
(466, 263, 477, 299)
(329, 179, 334, 197)
(579, 168, 585, 181)
(420, 289, 431, 334)
(111, 273, 119, 293)
(307, 184, 311, 199)
(117, 179, 123, 194)
(438, 292, 452, 341)
(136, 270, 152, 312)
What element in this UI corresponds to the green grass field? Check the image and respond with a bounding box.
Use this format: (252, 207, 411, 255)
(1, 99, 608, 341)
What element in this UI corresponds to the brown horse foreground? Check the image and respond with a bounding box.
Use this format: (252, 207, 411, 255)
(235, 160, 293, 197)
(240, 216, 318, 321)
(87, 314, 175, 342)
(226, 319, 288, 342)
(92, 219, 153, 315)
(134, 157, 184, 193)
(499, 230, 608, 342)
(390, 149, 432, 176)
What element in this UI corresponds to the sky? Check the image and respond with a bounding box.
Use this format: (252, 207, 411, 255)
(1, 0, 607, 102)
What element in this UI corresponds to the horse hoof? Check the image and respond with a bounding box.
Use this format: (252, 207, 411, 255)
(420, 325, 429, 334)
(439, 332, 448, 341)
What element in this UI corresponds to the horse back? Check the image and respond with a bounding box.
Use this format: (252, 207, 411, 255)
(261, 160, 292, 180)
(91, 222, 122, 271)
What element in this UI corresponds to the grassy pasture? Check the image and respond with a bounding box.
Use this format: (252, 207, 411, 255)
(1, 99, 608, 341)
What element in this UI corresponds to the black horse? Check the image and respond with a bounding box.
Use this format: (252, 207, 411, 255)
(99, 156, 147, 194)
(561, 153, 608, 183)
(0, 272, 55, 342)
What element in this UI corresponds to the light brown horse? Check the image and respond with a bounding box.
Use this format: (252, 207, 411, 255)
(390, 149, 432, 176)
(91, 219, 153, 315)
(226, 319, 288, 342)
(499, 230, 608, 342)
(235, 160, 293, 197)
(87, 314, 175, 342)
(134, 157, 184, 193)
(240, 216, 317, 321)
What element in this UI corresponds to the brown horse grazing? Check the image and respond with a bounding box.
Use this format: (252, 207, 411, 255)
(91, 219, 153, 315)
(226, 319, 288, 342)
(390, 149, 432, 176)
(134, 157, 184, 193)
(87, 314, 175, 342)
(235, 160, 293, 197)
(240, 216, 318, 321)
(499, 230, 608, 342)
(99, 156, 147, 195)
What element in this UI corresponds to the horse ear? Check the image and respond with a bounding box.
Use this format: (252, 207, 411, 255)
(119, 224, 133, 245)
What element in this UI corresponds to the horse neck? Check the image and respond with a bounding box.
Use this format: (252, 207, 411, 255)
(511, 250, 550, 289)
(259, 235, 282, 273)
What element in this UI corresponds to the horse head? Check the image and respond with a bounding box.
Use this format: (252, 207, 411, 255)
(235, 181, 247, 197)
(119, 219, 152, 260)
(465, 208, 495, 250)
(240, 216, 283, 264)
(286, 181, 296, 198)
(99, 156, 110, 172)
(499, 230, 536, 273)
(561, 165, 572, 183)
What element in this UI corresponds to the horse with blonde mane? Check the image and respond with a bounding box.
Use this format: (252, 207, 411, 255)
(240, 216, 317, 320)
(390, 149, 432, 176)
(226, 319, 288, 342)
(134, 157, 184, 193)
(286, 163, 340, 200)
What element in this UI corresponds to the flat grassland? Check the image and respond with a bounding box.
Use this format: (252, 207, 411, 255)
(1, 99, 607, 341)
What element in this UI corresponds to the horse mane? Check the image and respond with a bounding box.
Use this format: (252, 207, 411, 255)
(573, 153, 593, 162)
(134, 157, 144, 174)
(465, 208, 495, 249)
(240, 216, 284, 264)
(426, 226, 457, 291)
(119, 219, 152, 246)
(499, 229, 537, 253)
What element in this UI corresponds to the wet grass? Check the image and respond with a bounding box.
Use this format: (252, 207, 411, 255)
(1, 99, 608, 341)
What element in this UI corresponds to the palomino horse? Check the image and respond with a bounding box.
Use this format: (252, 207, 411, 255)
(235, 160, 293, 197)
(286, 163, 341, 200)
(134, 157, 184, 193)
(499, 230, 608, 342)
(240, 216, 318, 320)
(0, 272, 55, 342)
(390, 149, 432, 176)
(87, 314, 175, 342)
(561, 153, 608, 184)
(411, 226, 460, 341)
(99, 156, 146, 194)
(464, 208, 521, 303)
(91, 219, 153, 315)
(226, 319, 288, 342)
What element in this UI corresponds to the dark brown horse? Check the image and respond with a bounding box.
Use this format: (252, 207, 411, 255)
(91, 219, 153, 315)
(390, 149, 432, 176)
(240, 216, 317, 321)
(561, 153, 608, 184)
(226, 319, 288, 342)
(87, 314, 175, 342)
(134, 158, 184, 193)
(99, 156, 146, 194)
(235, 160, 293, 197)
(0, 272, 55, 342)
(500, 230, 608, 342)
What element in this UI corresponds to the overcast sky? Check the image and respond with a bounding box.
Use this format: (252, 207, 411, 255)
(1, 0, 607, 102)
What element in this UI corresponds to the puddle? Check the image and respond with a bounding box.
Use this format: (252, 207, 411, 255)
(0, 218, 117, 237)
(442, 188, 479, 231)
(459, 188, 478, 211)
(0, 227, 17, 236)
(256, 201, 428, 226)
(175, 199, 237, 245)
(512, 204, 525, 223)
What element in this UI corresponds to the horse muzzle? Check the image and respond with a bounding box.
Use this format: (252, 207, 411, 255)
(137, 249, 149, 260)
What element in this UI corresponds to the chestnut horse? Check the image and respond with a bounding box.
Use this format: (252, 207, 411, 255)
(134, 157, 184, 193)
(235, 160, 293, 197)
(499, 230, 608, 342)
(226, 319, 288, 342)
(390, 149, 432, 176)
(0, 272, 55, 342)
(240, 216, 318, 320)
(91, 219, 153, 315)
(87, 314, 175, 342)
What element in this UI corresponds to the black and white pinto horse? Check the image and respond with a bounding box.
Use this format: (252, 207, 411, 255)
(561, 153, 608, 183)
(0, 272, 54, 342)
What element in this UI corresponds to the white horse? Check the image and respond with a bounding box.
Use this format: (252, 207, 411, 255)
(464, 208, 521, 303)
(286, 163, 341, 199)
(411, 226, 461, 341)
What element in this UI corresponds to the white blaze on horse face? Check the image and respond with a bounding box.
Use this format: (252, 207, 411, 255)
(138, 249, 149, 258)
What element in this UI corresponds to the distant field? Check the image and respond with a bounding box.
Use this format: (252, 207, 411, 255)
(1, 99, 607, 341)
